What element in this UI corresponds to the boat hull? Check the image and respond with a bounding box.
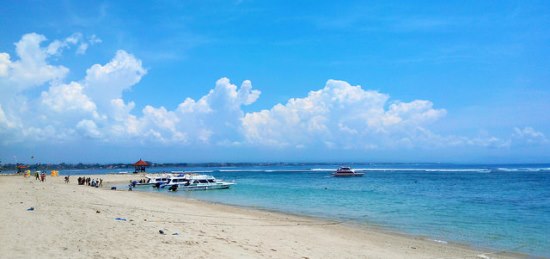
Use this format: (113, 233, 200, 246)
(161, 183, 234, 191)
(332, 172, 364, 177)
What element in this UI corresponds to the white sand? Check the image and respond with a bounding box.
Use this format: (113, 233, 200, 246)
(0, 174, 525, 259)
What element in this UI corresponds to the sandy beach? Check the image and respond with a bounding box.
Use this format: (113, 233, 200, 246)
(0, 174, 525, 259)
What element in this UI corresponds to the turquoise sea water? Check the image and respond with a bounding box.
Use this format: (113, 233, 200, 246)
(34, 163, 550, 257)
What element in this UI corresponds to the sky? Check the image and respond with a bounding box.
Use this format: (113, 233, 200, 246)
(1, 0, 549, 164)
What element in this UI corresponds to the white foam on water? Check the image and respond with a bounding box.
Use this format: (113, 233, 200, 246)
(220, 169, 307, 173)
(351, 168, 491, 173)
(496, 167, 550, 172)
(186, 170, 214, 173)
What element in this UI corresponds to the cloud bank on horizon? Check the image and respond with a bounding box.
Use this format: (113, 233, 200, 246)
(0, 33, 547, 159)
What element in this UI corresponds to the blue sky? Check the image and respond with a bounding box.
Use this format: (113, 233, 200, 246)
(1, 0, 549, 163)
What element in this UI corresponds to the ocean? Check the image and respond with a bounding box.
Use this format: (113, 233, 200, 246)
(31, 163, 550, 257)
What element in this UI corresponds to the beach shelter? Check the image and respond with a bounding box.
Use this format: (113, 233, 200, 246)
(133, 159, 149, 173)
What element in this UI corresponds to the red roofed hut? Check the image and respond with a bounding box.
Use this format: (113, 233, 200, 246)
(16, 165, 28, 174)
(133, 159, 149, 173)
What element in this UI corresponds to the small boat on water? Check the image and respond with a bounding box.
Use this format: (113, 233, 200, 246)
(160, 173, 235, 191)
(332, 167, 364, 177)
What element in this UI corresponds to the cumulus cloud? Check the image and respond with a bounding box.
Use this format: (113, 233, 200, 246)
(242, 79, 446, 148)
(76, 119, 102, 139)
(1, 32, 547, 155)
(0, 53, 11, 77)
(0, 33, 137, 144)
(0, 33, 69, 94)
(41, 82, 97, 114)
(45, 50, 146, 142)
(0, 32, 101, 103)
(84, 50, 146, 111)
(120, 77, 261, 145)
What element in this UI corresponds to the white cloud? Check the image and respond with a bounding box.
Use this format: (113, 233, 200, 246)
(512, 127, 548, 145)
(45, 33, 97, 56)
(76, 119, 102, 139)
(84, 50, 147, 111)
(0, 53, 10, 77)
(4, 33, 69, 91)
(0, 33, 141, 145)
(41, 82, 97, 114)
(139, 105, 181, 143)
(77, 43, 89, 55)
(119, 77, 260, 145)
(1, 32, 547, 157)
(89, 34, 102, 45)
(76, 34, 102, 55)
(242, 79, 446, 148)
(0, 32, 101, 104)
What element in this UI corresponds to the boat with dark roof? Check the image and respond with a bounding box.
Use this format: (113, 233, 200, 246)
(332, 167, 364, 177)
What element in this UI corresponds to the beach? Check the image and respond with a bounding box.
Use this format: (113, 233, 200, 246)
(0, 174, 525, 259)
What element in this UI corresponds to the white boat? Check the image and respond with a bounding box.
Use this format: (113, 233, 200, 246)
(160, 173, 235, 191)
(134, 173, 173, 186)
(332, 167, 364, 177)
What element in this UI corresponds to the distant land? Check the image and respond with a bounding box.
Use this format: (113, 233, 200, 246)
(0, 162, 348, 172)
(2, 161, 549, 173)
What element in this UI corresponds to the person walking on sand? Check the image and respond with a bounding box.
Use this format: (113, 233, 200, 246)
(40, 172, 45, 182)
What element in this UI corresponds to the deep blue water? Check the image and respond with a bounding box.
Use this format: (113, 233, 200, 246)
(14, 163, 550, 257)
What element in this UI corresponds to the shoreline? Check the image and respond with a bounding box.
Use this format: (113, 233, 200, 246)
(0, 174, 531, 258)
(134, 190, 530, 259)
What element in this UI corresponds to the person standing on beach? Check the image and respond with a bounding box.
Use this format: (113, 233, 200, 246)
(35, 172, 39, 180)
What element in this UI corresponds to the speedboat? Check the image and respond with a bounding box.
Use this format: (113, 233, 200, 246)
(160, 173, 235, 191)
(135, 173, 173, 186)
(332, 167, 364, 177)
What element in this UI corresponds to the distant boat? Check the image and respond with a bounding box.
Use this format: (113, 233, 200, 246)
(332, 167, 364, 177)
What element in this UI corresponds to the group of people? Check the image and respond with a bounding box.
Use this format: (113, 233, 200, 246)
(34, 171, 46, 182)
(77, 176, 103, 188)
